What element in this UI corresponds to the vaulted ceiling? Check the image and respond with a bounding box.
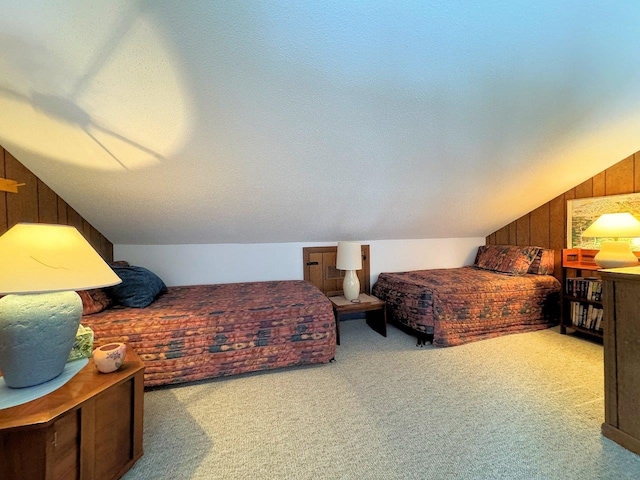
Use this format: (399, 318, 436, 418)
(2, 2, 640, 245)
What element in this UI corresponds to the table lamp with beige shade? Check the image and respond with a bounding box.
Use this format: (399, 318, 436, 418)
(0, 223, 121, 388)
(336, 241, 362, 301)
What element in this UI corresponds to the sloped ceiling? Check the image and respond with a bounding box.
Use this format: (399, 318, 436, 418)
(2, 1, 640, 245)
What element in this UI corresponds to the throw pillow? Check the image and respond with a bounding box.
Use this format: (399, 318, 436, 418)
(77, 289, 111, 315)
(110, 265, 167, 308)
(474, 245, 541, 275)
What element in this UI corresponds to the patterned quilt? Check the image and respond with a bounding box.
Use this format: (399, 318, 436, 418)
(372, 266, 561, 347)
(82, 280, 336, 387)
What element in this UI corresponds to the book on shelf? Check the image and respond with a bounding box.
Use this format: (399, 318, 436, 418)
(587, 305, 594, 329)
(594, 308, 604, 332)
(566, 277, 602, 301)
(569, 300, 603, 332)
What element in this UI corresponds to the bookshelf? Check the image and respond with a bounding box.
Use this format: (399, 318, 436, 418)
(561, 249, 603, 339)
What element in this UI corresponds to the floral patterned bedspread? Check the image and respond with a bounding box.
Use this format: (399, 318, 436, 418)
(372, 266, 561, 347)
(82, 280, 336, 387)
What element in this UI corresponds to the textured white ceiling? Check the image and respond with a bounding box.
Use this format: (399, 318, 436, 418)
(2, 1, 640, 245)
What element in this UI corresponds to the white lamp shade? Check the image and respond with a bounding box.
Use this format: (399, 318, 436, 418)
(0, 223, 121, 294)
(581, 213, 640, 239)
(336, 241, 362, 271)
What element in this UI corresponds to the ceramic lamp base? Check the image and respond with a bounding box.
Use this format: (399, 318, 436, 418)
(343, 270, 360, 301)
(595, 241, 640, 268)
(0, 291, 82, 388)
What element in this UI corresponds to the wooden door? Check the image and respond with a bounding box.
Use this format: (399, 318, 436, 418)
(303, 245, 370, 297)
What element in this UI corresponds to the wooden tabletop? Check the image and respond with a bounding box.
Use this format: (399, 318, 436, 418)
(329, 293, 384, 313)
(0, 348, 144, 431)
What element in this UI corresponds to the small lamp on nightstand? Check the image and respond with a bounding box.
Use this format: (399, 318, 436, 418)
(0, 223, 121, 388)
(336, 241, 362, 302)
(581, 212, 640, 268)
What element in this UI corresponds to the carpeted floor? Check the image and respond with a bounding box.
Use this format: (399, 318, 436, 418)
(122, 320, 640, 479)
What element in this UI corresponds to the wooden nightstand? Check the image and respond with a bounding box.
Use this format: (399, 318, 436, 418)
(329, 294, 386, 345)
(0, 347, 145, 480)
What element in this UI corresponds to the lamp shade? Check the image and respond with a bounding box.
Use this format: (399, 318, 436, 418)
(0, 223, 121, 294)
(581, 213, 640, 239)
(0, 224, 121, 388)
(336, 241, 362, 271)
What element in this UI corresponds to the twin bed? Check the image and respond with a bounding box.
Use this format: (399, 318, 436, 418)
(80, 245, 560, 387)
(372, 245, 561, 346)
(81, 277, 336, 387)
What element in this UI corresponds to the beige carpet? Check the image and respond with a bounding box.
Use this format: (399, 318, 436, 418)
(123, 320, 640, 479)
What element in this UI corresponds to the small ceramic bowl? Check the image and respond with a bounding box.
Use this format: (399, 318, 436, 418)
(93, 343, 126, 373)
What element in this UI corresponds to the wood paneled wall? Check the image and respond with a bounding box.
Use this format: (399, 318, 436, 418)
(486, 150, 640, 281)
(0, 145, 113, 261)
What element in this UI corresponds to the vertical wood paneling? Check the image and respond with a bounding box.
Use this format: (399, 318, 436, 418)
(495, 225, 509, 244)
(106, 242, 114, 262)
(323, 251, 340, 294)
(549, 195, 565, 250)
(6, 152, 37, 227)
(82, 219, 92, 239)
(605, 155, 634, 195)
(101, 235, 111, 261)
(0, 147, 7, 234)
(516, 215, 530, 246)
(37, 179, 58, 224)
(508, 222, 517, 245)
(635, 153, 640, 192)
(90, 226, 102, 252)
(530, 203, 550, 248)
(593, 171, 606, 197)
(67, 207, 83, 232)
(57, 197, 68, 224)
(307, 252, 323, 290)
(575, 178, 593, 199)
(549, 194, 565, 276)
(0, 145, 113, 261)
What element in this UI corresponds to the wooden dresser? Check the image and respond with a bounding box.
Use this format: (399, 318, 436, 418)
(0, 348, 144, 480)
(600, 267, 640, 456)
